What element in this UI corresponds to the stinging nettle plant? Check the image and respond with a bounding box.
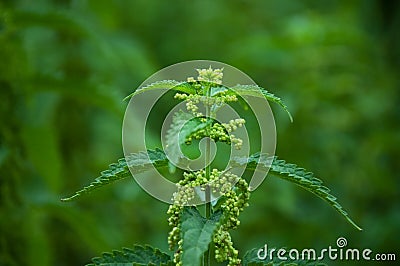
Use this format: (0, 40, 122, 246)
(62, 67, 361, 266)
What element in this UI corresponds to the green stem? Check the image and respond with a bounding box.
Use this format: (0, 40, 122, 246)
(204, 184, 211, 266)
(203, 136, 212, 266)
(204, 86, 212, 266)
(205, 141, 211, 219)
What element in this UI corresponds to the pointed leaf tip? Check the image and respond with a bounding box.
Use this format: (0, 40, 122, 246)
(61, 149, 169, 201)
(233, 154, 362, 231)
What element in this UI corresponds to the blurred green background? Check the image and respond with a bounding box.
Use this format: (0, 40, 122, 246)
(1, 0, 399, 265)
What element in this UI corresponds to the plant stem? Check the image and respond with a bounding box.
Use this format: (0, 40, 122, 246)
(204, 137, 212, 264)
(205, 142, 211, 219)
(204, 86, 212, 266)
(204, 85, 212, 219)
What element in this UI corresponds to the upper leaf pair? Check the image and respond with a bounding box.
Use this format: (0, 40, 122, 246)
(125, 80, 293, 122)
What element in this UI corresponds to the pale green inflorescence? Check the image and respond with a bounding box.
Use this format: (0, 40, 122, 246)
(183, 118, 245, 150)
(174, 93, 238, 117)
(174, 68, 245, 150)
(167, 67, 250, 266)
(213, 178, 250, 265)
(195, 66, 223, 84)
(167, 169, 250, 265)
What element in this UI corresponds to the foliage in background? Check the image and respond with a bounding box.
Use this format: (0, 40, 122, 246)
(0, 0, 399, 265)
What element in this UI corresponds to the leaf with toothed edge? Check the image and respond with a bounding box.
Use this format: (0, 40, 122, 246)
(231, 153, 362, 231)
(124, 80, 195, 101)
(230, 84, 293, 122)
(124, 80, 292, 122)
(62, 148, 362, 231)
(180, 207, 223, 266)
(61, 149, 168, 202)
(62, 147, 361, 231)
(86, 244, 173, 266)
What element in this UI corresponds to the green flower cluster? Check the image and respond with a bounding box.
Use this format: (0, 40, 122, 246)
(167, 203, 183, 265)
(220, 178, 250, 229)
(174, 93, 202, 116)
(174, 93, 238, 117)
(183, 118, 245, 150)
(192, 66, 224, 84)
(214, 228, 240, 265)
(167, 67, 251, 266)
(167, 169, 250, 265)
(210, 170, 238, 194)
(222, 118, 246, 133)
(171, 169, 235, 206)
(213, 177, 250, 266)
(187, 120, 229, 143)
(222, 118, 246, 149)
(167, 170, 210, 264)
(173, 67, 237, 117)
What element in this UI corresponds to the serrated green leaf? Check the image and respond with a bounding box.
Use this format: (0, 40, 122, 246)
(230, 84, 293, 122)
(165, 111, 211, 166)
(61, 149, 168, 201)
(180, 207, 223, 266)
(124, 80, 195, 100)
(87, 245, 173, 266)
(242, 247, 327, 266)
(232, 154, 362, 231)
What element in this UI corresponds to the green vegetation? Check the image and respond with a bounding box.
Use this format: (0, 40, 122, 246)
(62, 68, 360, 265)
(1, 1, 399, 265)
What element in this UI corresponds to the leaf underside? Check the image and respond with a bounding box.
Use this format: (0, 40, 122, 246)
(180, 207, 223, 266)
(87, 244, 172, 266)
(232, 153, 362, 231)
